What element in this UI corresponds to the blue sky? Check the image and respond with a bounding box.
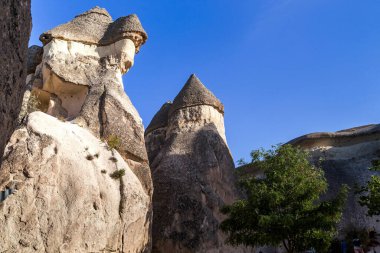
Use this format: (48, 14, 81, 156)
(30, 0, 380, 162)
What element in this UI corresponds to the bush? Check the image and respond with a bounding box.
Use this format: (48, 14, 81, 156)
(105, 135, 121, 151)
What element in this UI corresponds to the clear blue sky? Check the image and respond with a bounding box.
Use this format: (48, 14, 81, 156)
(30, 0, 380, 162)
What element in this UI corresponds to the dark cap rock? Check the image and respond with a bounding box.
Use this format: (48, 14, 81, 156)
(39, 7, 147, 47)
(101, 14, 148, 46)
(145, 102, 172, 135)
(169, 74, 224, 115)
(40, 6, 112, 45)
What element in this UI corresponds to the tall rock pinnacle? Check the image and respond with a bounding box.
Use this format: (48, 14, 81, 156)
(145, 75, 248, 253)
(0, 7, 152, 252)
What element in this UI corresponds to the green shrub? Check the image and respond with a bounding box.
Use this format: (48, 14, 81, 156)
(105, 135, 121, 151)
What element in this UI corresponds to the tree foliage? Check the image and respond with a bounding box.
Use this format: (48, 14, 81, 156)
(356, 161, 380, 217)
(220, 145, 348, 253)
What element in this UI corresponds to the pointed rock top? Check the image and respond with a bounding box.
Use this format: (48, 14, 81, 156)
(101, 14, 148, 46)
(76, 6, 111, 18)
(40, 7, 147, 47)
(145, 102, 172, 135)
(169, 74, 224, 115)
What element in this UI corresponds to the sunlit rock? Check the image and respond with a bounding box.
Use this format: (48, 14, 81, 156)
(1, 7, 152, 252)
(145, 74, 249, 253)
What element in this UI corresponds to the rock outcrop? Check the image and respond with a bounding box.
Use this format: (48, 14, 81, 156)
(1, 7, 153, 252)
(29, 5, 152, 198)
(145, 74, 248, 253)
(0, 0, 32, 164)
(288, 125, 380, 233)
(0, 112, 150, 252)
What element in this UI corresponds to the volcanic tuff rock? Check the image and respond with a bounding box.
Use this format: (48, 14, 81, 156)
(289, 125, 380, 233)
(145, 74, 249, 253)
(25, 6, 152, 195)
(0, 0, 31, 164)
(1, 7, 153, 252)
(0, 112, 150, 252)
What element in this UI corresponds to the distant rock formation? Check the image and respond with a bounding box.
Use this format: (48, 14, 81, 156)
(288, 125, 380, 233)
(0, 7, 152, 252)
(145, 74, 248, 253)
(0, 0, 31, 164)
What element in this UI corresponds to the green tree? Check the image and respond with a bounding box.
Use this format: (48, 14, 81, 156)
(356, 161, 380, 217)
(220, 144, 348, 253)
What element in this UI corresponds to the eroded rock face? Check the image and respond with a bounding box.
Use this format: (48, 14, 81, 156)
(0, 0, 31, 163)
(288, 125, 380, 233)
(1, 6, 152, 252)
(145, 75, 248, 253)
(25, 6, 152, 199)
(0, 112, 150, 252)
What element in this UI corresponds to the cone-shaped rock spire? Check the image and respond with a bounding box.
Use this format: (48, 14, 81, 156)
(145, 102, 172, 135)
(145, 75, 246, 252)
(169, 74, 224, 115)
(40, 6, 147, 46)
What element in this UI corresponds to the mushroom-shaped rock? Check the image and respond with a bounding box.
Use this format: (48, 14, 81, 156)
(7, 7, 153, 252)
(40, 7, 147, 49)
(169, 74, 224, 116)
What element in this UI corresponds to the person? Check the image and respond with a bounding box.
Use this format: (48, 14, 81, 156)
(369, 229, 379, 253)
(353, 236, 364, 253)
(341, 240, 347, 253)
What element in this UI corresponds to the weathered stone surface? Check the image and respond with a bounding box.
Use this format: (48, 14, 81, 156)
(146, 75, 248, 253)
(25, 7, 152, 197)
(0, 112, 150, 252)
(27, 46, 43, 75)
(169, 74, 224, 116)
(40, 6, 147, 49)
(288, 125, 380, 233)
(1, 7, 153, 252)
(101, 14, 148, 49)
(0, 0, 31, 164)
